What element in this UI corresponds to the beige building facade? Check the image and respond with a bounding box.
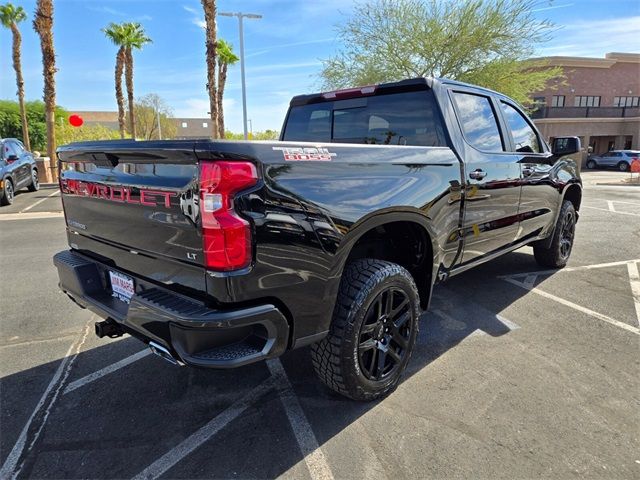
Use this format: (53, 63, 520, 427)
(531, 52, 640, 161)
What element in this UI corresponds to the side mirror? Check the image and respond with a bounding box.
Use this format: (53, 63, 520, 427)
(552, 137, 581, 156)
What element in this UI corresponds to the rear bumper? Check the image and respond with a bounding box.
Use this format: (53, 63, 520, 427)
(53, 250, 289, 368)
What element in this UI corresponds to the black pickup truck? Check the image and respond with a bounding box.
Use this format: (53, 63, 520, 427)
(54, 77, 582, 400)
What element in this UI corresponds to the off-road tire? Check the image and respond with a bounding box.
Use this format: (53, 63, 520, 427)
(1, 178, 14, 206)
(533, 200, 576, 268)
(27, 169, 39, 192)
(311, 259, 420, 401)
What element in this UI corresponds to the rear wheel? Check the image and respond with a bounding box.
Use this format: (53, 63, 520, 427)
(586, 160, 596, 169)
(1, 178, 14, 206)
(27, 169, 40, 192)
(311, 259, 420, 401)
(533, 200, 576, 268)
(618, 161, 630, 172)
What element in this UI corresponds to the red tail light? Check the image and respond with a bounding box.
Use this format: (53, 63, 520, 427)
(199, 161, 258, 271)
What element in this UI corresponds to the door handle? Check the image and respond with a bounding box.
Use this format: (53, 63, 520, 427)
(469, 169, 487, 180)
(522, 166, 534, 177)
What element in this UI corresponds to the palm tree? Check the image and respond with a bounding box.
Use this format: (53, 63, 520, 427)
(201, 0, 219, 138)
(33, 0, 56, 181)
(102, 23, 127, 139)
(121, 22, 151, 139)
(1, 3, 30, 151)
(215, 39, 239, 138)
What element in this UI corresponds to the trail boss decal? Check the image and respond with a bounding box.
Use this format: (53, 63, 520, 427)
(272, 147, 336, 161)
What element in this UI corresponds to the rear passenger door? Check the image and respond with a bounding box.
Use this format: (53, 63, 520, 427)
(497, 100, 557, 242)
(449, 89, 522, 264)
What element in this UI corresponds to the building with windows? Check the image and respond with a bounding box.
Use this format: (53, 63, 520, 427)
(530, 52, 640, 158)
(172, 118, 214, 139)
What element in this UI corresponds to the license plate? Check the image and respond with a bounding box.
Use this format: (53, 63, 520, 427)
(109, 270, 135, 304)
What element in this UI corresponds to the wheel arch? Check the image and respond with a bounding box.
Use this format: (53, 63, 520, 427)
(336, 210, 439, 310)
(562, 182, 582, 212)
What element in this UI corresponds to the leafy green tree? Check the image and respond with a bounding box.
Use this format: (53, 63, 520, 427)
(133, 93, 177, 140)
(0, 100, 66, 152)
(56, 123, 121, 146)
(224, 129, 279, 141)
(320, 0, 563, 105)
(0, 3, 30, 150)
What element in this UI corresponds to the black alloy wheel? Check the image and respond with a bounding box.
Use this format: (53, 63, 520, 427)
(311, 259, 420, 401)
(558, 208, 575, 261)
(358, 288, 411, 381)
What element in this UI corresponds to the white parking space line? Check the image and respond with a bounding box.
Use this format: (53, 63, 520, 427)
(499, 259, 640, 279)
(267, 359, 335, 480)
(582, 205, 640, 217)
(586, 199, 640, 207)
(19, 189, 60, 213)
(627, 261, 640, 326)
(502, 277, 640, 336)
(131, 378, 275, 480)
(0, 212, 64, 221)
(63, 349, 151, 395)
(0, 322, 92, 480)
(607, 200, 616, 213)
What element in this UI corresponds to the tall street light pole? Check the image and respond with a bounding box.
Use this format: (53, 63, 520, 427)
(218, 11, 262, 140)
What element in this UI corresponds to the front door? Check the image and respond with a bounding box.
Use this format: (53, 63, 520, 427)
(497, 100, 559, 242)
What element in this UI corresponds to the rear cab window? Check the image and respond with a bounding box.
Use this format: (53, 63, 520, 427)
(450, 91, 504, 152)
(282, 89, 446, 147)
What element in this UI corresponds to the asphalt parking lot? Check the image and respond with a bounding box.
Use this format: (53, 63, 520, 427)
(1, 172, 638, 479)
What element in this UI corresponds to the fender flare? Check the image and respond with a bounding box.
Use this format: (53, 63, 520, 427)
(328, 207, 443, 309)
(536, 180, 582, 249)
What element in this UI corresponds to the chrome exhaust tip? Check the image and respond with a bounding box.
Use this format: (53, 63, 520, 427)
(149, 341, 184, 366)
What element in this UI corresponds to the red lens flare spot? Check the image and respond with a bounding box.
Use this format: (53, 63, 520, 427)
(69, 114, 84, 127)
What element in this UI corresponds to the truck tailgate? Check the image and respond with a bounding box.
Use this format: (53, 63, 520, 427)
(58, 141, 206, 296)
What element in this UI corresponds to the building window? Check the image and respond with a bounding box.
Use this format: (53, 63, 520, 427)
(202, 122, 208, 128)
(181, 122, 188, 128)
(613, 96, 639, 107)
(551, 95, 565, 107)
(574, 96, 600, 107)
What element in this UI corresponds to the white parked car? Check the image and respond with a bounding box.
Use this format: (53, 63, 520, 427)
(586, 150, 640, 172)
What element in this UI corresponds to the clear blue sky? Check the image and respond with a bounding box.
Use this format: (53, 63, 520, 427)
(1, 0, 639, 132)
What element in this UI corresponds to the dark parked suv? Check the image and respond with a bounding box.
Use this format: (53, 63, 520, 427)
(0, 138, 40, 205)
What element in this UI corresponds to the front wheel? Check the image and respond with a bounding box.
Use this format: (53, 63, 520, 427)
(27, 169, 40, 192)
(586, 160, 596, 169)
(618, 161, 630, 172)
(533, 200, 576, 268)
(311, 259, 420, 401)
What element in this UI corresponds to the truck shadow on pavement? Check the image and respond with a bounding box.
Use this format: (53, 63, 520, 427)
(1, 250, 550, 479)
